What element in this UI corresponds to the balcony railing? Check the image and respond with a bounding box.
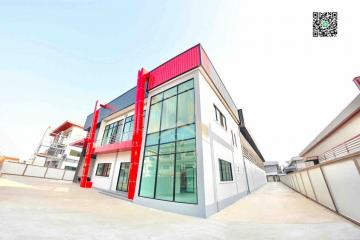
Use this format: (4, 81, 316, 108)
(318, 134, 360, 162)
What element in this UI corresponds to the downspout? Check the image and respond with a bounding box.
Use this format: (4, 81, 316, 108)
(239, 126, 250, 194)
(128, 68, 149, 200)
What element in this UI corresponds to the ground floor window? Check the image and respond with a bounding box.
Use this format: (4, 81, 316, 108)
(95, 163, 111, 177)
(219, 159, 233, 181)
(64, 166, 77, 171)
(116, 162, 130, 192)
(139, 79, 197, 204)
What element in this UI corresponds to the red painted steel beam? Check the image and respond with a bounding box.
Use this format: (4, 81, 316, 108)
(80, 100, 99, 188)
(128, 68, 149, 200)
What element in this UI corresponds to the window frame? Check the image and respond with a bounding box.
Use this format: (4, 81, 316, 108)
(101, 119, 124, 145)
(214, 105, 227, 130)
(138, 79, 198, 204)
(95, 163, 112, 177)
(219, 159, 233, 182)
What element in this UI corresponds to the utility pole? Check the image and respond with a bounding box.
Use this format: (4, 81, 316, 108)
(30, 126, 51, 165)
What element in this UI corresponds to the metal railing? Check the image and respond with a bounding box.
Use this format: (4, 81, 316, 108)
(319, 134, 360, 161)
(95, 134, 123, 147)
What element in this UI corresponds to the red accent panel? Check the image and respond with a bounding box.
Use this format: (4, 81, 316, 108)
(354, 76, 360, 90)
(128, 68, 148, 200)
(80, 101, 99, 188)
(93, 141, 132, 154)
(69, 138, 86, 147)
(148, 45, 201, 90)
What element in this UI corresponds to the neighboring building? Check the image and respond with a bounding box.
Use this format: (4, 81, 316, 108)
(283, 156, 306, 174)
(76, 44, 267, 217)
(300, 94, 360, 162)
(264, 161, 281, 182)
(33, 121, 87, 170)
(0, 155, 19, 171)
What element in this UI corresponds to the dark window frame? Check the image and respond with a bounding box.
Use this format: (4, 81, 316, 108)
(219, 159, 233, 182)
(95, 163, 112, 177)
(214, 105, 227, 130)
(102, 119, 124, 145)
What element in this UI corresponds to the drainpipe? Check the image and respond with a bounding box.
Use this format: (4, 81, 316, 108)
(128, 68, 149, 200)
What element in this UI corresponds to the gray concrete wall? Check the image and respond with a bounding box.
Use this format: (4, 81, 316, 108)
(280, 156, 360, 224)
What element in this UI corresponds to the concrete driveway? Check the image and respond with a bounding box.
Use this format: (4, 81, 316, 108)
(0, 175, 359, 240)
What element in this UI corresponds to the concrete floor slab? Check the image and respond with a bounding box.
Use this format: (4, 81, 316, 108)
(0, 175, 359, 240)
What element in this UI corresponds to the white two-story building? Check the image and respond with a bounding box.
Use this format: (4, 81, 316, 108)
(77, 44, 267, 217)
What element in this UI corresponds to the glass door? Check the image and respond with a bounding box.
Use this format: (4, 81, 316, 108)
(116, 162, 130, 192)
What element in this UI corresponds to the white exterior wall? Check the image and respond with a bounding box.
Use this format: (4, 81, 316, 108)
(198, 70, 265, 215)
(91, 151, 131, 192)
(91, 153, 117, 190)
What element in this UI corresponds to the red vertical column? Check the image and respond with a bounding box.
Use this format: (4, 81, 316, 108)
(128, 68, 148, 200)
(80, 100, 99, 188)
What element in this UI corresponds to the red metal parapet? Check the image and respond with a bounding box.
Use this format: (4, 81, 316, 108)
(127, 68, 149, 200)
(148, 44, 201, 90)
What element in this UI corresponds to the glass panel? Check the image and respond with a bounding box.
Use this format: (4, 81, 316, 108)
(139, 156, 157, 198)
(161, 96, 177, 130)
(163, 86, 177, 99)
(159, 142, 175, 155)
(177, 90, 194, 126)
(176, 139, 195, 153)
(177, 124, 195, 141)
(160, 128, 176, 144)
(155, 154, 174, 201)
(175, 152, 197, 203)
(151, 92, 163, 104)
(117, 162, 130, 192)
(145, 145, 158, 156)
(147, 102, 162, 133)
(121, 116, 134, 141)
(96, 164, 103, 176)
(146, 133, 159, 146)
(139, 78, 197, 204)
(178, 80, 194, 93)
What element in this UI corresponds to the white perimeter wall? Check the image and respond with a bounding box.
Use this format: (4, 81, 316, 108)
(198, 71, 266, 213)
(280, 157, 360, 224)
(1, 161, 75, 181)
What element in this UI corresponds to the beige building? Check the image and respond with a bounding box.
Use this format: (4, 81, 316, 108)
(300, 94, 360, 162)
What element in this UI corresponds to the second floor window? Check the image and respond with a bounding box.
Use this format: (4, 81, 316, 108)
(214, 105, 227, 130)
(121, 115, 134, 141)
(102, 119, 123, 145)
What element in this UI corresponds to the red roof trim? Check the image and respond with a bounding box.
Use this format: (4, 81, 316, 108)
(69, 138, 87, 148)
(148, 44, 201, 90)
(50, 121, 83, 136)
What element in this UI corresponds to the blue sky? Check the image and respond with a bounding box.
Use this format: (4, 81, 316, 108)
(0, 0, 359, 162)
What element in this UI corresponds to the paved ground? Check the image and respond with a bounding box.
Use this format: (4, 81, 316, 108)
(0, 175, 359, 240)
